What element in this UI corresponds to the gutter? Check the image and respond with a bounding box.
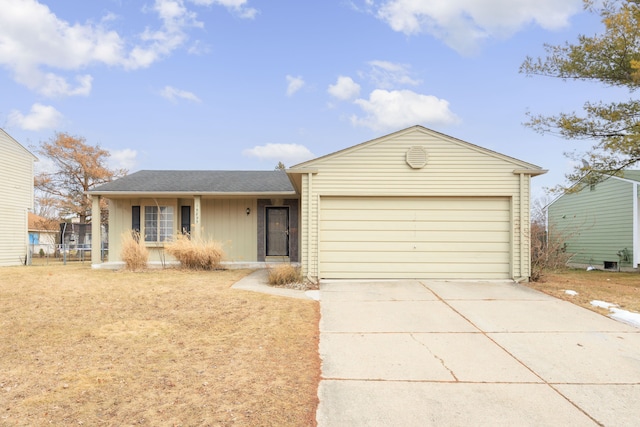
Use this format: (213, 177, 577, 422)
(86, 191, 298, 197)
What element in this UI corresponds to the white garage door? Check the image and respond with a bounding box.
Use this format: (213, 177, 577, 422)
(320, 196, 511, 279)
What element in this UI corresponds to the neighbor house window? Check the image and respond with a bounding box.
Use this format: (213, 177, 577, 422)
(144, 206, 174, 243)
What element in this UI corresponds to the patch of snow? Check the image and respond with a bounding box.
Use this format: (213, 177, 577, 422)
(564, 290, 578, 296)
(609, 308, 640, 328)
(590, 300, 640, 328)
(590, 300, 617, 309)
(305, 290, 320, 301)
(586, 266, 596, 271)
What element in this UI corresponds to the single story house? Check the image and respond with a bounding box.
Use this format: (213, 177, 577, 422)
(89, 126, 546, 280)
(28, 213, 58, 257)
(548, 171, 640, 271)
(0, 129, 37, 267)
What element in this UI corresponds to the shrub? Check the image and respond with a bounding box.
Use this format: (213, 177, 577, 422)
(268, 264, 303, 287)
(121, 231, 148, 271)
(165, 235, 225, 270)
(530, 222, 573, 282)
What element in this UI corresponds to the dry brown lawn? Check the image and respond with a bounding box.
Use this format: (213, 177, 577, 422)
(526, 269, 640, 316)
(0, 262, 320, 426)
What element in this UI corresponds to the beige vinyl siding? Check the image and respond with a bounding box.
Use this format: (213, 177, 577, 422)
(549, 177, 635, 268)
(293, 127, 536, 280)
(107, 197, 258, 263)
(107, 198, 141, 263)
(320, 196, 511, 279)
(0, 131, 35, 266)
(200, 198, 257, 261)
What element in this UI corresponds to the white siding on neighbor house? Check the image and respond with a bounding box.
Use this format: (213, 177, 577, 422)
(320, 196, 511, 279)
(107, 197, 258, 263)
(294, 127, 536, 280)
(0, 130, 36, 267)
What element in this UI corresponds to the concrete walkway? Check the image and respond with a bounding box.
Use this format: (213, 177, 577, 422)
(316, 280, 640, 426)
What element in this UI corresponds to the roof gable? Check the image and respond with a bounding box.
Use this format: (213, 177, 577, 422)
(290, 125, 543, 171)
(89, 170, 295, 195)
(0, 128, 37, 161)
(620, 170, 640, 182)
(547, 170, 640, 209)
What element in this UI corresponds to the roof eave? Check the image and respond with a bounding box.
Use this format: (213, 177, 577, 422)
(87, 191, 298, 197)
(512, 169, 548, 176)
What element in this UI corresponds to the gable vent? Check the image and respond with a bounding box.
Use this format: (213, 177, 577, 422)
(406, 146, 428, 169)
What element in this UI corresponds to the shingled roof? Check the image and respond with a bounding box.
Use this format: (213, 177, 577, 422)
(89, 170, 296, 195)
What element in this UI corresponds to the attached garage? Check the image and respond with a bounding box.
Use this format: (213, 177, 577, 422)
(319, 196, 511, 279)
(287, 126, 546, 281)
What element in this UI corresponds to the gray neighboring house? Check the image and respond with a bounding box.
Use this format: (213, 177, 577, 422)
(548, 171, 640, 271)
(0, 129, 37, 266)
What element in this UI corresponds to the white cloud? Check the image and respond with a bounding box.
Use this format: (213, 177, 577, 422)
(366, 60, 421, 88)
(40, 74, 93, 98)
(242, 143, 315, 164)
(351, 89, 459, 130)
(130, 0, 203, 70)
(370, 0, 582, 54)
(109, 148, 138, 171)
(0, 0, 127, 96)
(286, 75, 305, 96)
(8, 103, 63, 131)
(328, 76, 361, 101)
(0, 0, 256, 97)
(160, 85, 202, 102)
(189, 0, 258, 19)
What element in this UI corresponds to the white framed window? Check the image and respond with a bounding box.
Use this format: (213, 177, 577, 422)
(144, 206, 174, 243)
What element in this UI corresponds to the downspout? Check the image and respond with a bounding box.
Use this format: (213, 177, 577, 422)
(513, 172, 528, 282)
(512, 168, 548, 282)
(306, 172, 315, 283)
(634, 182, 639, 268)
(316, 193, 321, 280)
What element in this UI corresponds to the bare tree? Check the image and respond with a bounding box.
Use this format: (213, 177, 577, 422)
(35, 132, 126, 224)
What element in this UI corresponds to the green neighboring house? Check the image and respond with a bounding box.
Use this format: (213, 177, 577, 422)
(548, 171, 640, 271)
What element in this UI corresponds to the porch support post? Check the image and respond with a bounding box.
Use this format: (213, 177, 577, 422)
(519, 172, 526, 280)
(193, 195, 202, 240)
(91, 195, 102, 266)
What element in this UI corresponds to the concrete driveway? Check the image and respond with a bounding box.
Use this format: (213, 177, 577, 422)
(316, 279, 640, 426)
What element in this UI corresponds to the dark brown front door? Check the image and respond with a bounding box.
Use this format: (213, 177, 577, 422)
(266, 207, 289, 256)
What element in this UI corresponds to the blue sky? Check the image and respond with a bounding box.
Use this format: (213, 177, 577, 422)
(0, 0, 622, 200)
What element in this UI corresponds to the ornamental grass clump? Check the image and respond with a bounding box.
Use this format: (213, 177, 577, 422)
(121, 231, 148, 271)
(268, 264, 303, 287)
(165, 235, 225, 270)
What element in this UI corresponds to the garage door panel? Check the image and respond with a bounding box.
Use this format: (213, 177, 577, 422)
(322, 197, 508, 210)
(319, 196, 511, 279)
(321, 230, 511, 243)
(321, 221, 510, 232)
(320, 241, 510, 253)
(321, 209, 510, 222)
(321, 250, 509, 264)
(324, 262, 510, 276)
